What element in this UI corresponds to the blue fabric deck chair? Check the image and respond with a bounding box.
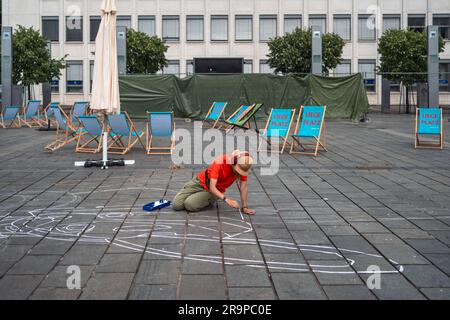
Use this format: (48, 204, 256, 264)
(75, 115, 104, 153)
(289, 105, 327, 157)
(414, 107, 443, 149)
(221, 104, 254, 133)
(70, 101, 89, 127)
(45, 105, 86, 151)
(225, 103, 264, 133)
(0, 106, 21, 128)
(43, 102, 60, 127)
(258, 108, 296, 154)
(107, 111, 145, 155)
(146, 112, 175, 155)
(203, 102, 227, 129)
(19, 100, 45, 128)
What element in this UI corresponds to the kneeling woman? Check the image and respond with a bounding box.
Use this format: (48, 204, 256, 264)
(172, 150, 256, 215)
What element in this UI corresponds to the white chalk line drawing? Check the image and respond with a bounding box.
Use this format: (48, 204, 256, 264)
(0, 187, 404, 275)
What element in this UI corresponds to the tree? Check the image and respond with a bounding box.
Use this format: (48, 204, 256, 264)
(377, 29, 444, 113)
(12, 25, 66, 99)
(267, 28, 345, 75)
(126, 29, 168, 74)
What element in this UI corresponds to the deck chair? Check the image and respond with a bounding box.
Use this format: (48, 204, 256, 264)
(0, 106, 21, 128)
(220, 104, 254, 133)
(203, 102, 227, 129)
(107, 112, 145, 155)
(414, 107, 443, 149)
(70, 101, 89, 127)
(225, 103, 264, 133)
(258, 108, 296, 154)
(75, 115, 104, 153)
(43, 102, 60, 127)
(45, 105, 86, 151)
(290, 105, 327, 157)
(19, 100, 45, 128)
(146, 111, 176, 155)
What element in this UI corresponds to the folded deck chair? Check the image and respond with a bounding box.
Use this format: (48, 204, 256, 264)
(290, 105, 327, 157)
(221, 104, 254, 133)
(225, 103, 264, 133)
(258, 108, 296, 154)
(75, 115, 104, 153)
(107, 111, 145, 155)
(0, 106, 21, 128)
(203, 102, 227, 129)
(70, 101, 89, 127)
(45, 105, 86, 151)
(414, 107, 443, 149)
(146, 111, 176, 155)
(19, 100, 45, 128)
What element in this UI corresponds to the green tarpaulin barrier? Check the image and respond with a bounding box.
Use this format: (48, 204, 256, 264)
(119, 73, 369, 122)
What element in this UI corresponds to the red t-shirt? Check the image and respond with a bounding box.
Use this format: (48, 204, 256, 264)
(198, 154, 248, 192)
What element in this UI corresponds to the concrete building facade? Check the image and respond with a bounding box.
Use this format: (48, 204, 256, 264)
(2, 0, 450, 106)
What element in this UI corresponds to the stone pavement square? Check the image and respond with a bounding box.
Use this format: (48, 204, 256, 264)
(0, 113, 450, 300)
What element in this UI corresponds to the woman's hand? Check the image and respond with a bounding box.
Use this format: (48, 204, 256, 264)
(225, 198, 240, 209)
(242, 207, 256, 215)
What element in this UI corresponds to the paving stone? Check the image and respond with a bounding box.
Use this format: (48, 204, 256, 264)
(359, 274, 426, 300)
(134, 260, 181, 284)
(80, 273, 134, 300)
(420, 288, 450, 300)
(40, 265, 95, 288)
(271, 273, 326, 300)
(96, 253, 142, 273)
(7, 255, 61, 275)
(323, 285, 377, 300)
(225, 265, 271, 287)
(264, 253, 307, 273)
(0, 275, 44, 299)
(228, 287, 277, 300)
(179, 275, 227, 300)
(223, 244, 264, 264)
(405, 239, 450, 254)
(374, 244, 430, 265)
(128, 285, 177, 300)
(182, 258, 223, 275)
(60, 245, 108, 266)
(402, 265, 450, 288)
(29, 288, 81, 300)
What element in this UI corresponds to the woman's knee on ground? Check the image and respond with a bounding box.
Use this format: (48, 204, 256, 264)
(172, 194, 186, 211)
(184, 197, 210, 212)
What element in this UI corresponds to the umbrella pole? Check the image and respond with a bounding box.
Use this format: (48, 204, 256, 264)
(102, 114, 109, 169)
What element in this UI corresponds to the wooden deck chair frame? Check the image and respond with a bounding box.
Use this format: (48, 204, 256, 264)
(146, 111, 176, 155)
(290, 105, 327, 157)
(414, 107, 443, 150)
(75, 115, 104, 154)
(19, 100, 46, 128)
(0, 106, 22, 128)
(257, 108, 296, 154)
(220, 104, 255, 133)
(45, 105, 82, 151)
(225, 103, 264, 134)
(107, 111, 146, 155)
(203, 102, 228, 129)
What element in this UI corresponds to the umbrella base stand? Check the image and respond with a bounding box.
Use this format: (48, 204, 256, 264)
(74, 132, 135, 169)
(37, 120, 57, 132)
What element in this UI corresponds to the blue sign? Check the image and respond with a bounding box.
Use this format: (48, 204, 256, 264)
(266, 109, 293, 137)
(439, 79, 449, 85)
(209, 102, 226, 120)
(418, 108, 441, 135)
(298, 106, 325, 138)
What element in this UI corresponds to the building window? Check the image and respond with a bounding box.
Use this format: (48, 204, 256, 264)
(138, 16, 156, 37)
(260, 15, 277, 42)
(260, 60, 274, 74)
(309, 15, 326, 34)
(90, 16, 101, 42)
(333, 60, 351, 76)
(333, 15, 351, 41)
(66, 16, 83, 42)
(359, 60, 376, 92)
(162, 16, 180, 41)
(358, 15, 376, 40)
(408, 14, 426, 33)
(51, 77, 59, 93)
(244, 60, 253, 74)
(90, 61, 94, 93)
(439, 61, 450, 92)
(187, 15, 204, 41)
(383, 15, 401, 33)
(66, 61, 83, 93)
(117, 16, 132, 30)
(211, 15, 228, 41)
(163, 60, 180, 75)
(42, 17, 59, 42)
(284, 14, 301, 34)
(186, 60, 194, 76)
(433, 15, 450, 40)
(235, 15, 253, 41)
